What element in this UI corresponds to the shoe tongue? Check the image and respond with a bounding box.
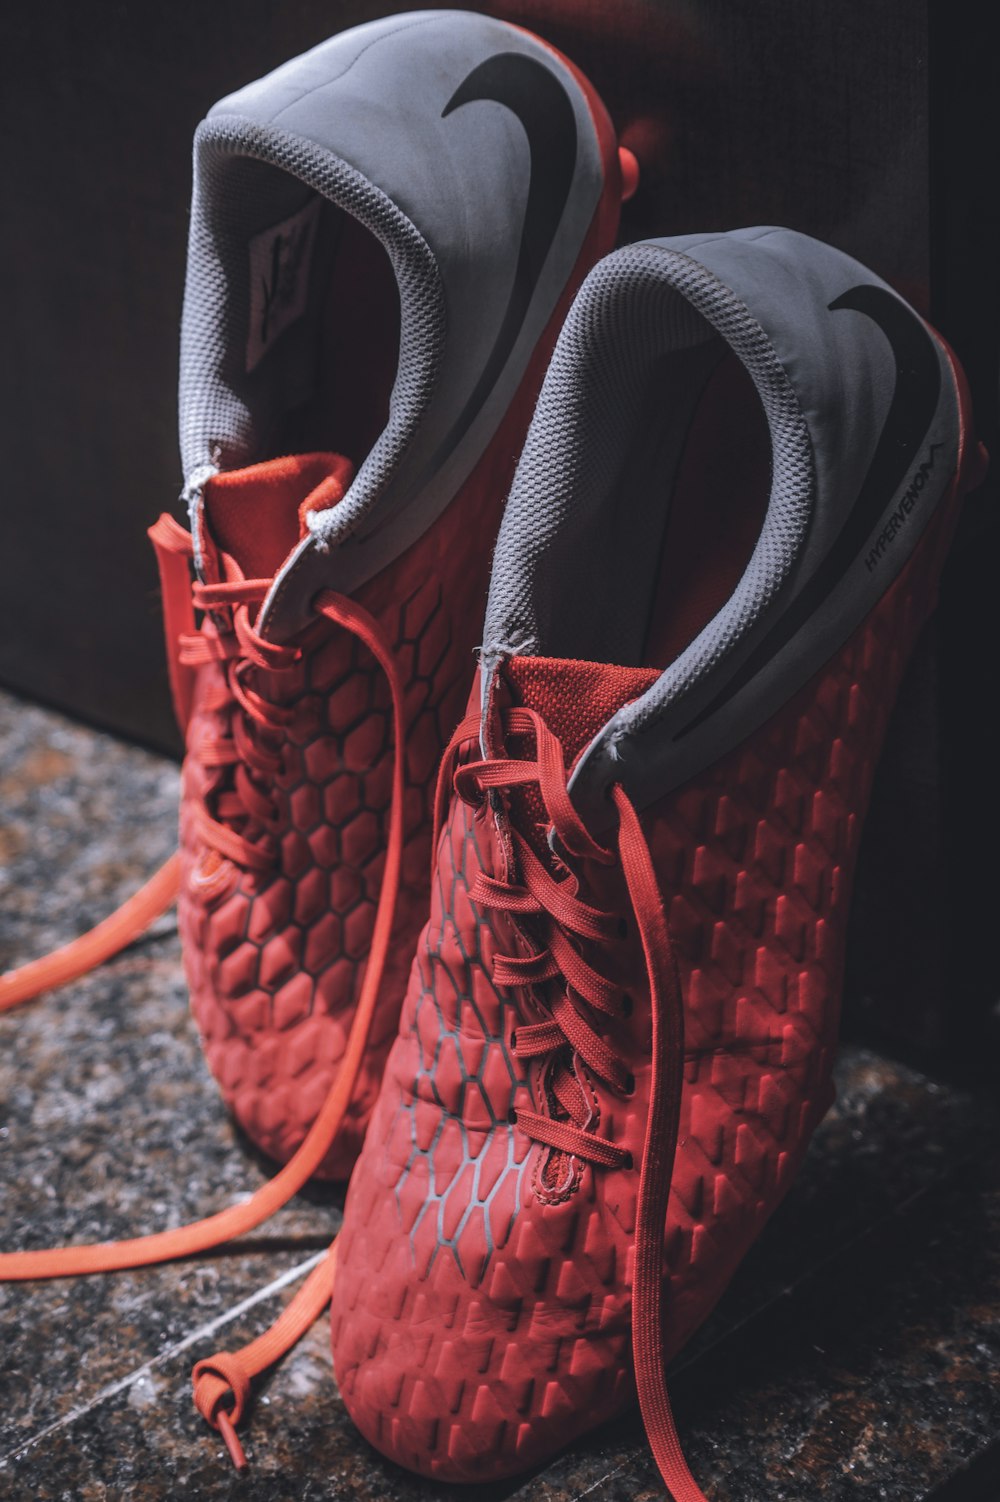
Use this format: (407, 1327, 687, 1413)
(201, 452, 354, 581)
(502, 656, 660, 768)
(497, 657, 659, 859)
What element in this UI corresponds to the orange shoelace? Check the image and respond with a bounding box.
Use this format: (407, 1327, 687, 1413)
(0, 514, 198, 1012)
(0, 854, 182, 1013)
(0, 512, 408, 1453)
(191, 1243, 340, 1469)
(0, 509, 318, 1010)
(190, 698, 710, 1482)
(436, 706, 709, 1502)
(2, 534, 702, 1490)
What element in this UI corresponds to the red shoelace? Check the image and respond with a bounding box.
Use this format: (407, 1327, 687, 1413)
(159, 517, 310, 875)
(0, 512, 409, 1457)
(435, 705, 709, 1502)
(0, 511, 291, 1009)
(2, 567, 706, 1494)
(185, 699, 712, 1485)
(191, 700, 712, 1483)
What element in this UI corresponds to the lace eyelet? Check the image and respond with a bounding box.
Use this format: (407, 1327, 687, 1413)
(509, 1030, 518, 1051)
(617, 917, 629, 940)
(622, 1151, 635, 1170)
(623, 1072, 636, 1098)
(621, 993, 633, 1019)
(507, 1106, 519, 1126)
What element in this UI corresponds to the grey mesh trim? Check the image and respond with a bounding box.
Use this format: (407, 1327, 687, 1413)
(601, 242, 814, 742)
(483, 241, 814, 745)
(179, 117, 445, 548)
(482, 250, 718, 669)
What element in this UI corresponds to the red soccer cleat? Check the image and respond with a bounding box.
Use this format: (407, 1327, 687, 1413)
(329, 230, 985, 1492)
(166, 9, 624, 1180)
(0, 10, 624, 1187)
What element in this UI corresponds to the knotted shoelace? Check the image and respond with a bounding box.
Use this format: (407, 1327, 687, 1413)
(0, 514, 409, 1452)
(434, 705, 709, 1502)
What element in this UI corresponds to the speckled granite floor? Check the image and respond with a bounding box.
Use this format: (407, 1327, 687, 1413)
(1, 687, 998, 1502)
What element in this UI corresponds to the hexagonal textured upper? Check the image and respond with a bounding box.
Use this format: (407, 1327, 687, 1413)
(330, 479, 961, 1480)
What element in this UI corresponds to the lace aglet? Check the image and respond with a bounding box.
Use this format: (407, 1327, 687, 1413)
(216, 1410, 248, 1470)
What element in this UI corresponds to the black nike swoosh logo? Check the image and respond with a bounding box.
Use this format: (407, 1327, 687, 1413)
(440, 53, 578, 431)
(328, 50, 580, 575)
(376, 54, 578, 512)
(675, 284, 942, 740)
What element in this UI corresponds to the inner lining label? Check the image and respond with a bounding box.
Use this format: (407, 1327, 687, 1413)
(245, 197, 322, 374)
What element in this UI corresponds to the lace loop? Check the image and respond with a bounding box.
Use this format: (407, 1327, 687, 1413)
(512, 1105, 631, 1169)
(440, 709, 634, 1168)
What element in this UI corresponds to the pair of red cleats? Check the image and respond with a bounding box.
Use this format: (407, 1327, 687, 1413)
(0, 12, 986, 1498)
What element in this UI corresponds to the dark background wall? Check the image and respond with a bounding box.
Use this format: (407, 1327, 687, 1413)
(1, 1, 996, 1064)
